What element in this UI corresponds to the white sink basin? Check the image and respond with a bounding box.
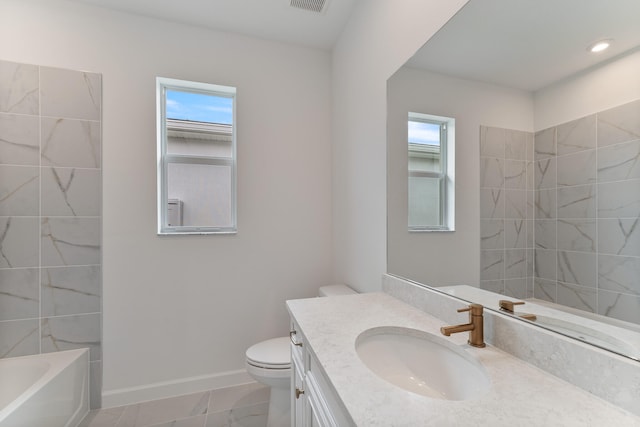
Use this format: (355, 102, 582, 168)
(355, 327, 490, 400)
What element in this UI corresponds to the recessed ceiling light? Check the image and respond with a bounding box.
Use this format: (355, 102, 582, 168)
(588, 39, 612, 53)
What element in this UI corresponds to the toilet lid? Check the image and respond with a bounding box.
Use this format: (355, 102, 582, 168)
(246, 336, 291, 369)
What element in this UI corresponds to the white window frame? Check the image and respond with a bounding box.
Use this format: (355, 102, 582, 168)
(408, 112, 455, 232)
(156, 77, 237, 235)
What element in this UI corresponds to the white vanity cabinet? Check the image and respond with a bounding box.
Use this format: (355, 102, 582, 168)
(290, 320, 352, 427)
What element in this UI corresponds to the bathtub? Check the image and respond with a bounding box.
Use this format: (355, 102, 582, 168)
(0, 349, 89, 427)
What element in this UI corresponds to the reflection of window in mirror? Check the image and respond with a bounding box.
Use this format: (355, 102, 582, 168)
(408, 112, 455, 231)
(156, 77, 236, 234)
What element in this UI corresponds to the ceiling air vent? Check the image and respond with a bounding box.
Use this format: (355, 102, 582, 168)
(290, 0, 327, 13)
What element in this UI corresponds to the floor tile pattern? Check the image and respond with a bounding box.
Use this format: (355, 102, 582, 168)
(79, 383, 270, 427)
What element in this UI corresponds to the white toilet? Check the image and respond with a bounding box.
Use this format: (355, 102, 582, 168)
(245, 284, 356, 427)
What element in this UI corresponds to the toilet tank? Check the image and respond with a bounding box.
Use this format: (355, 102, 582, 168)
(318, 284, 356, 297)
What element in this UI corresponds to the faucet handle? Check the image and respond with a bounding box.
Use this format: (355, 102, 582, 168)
(499, 300, 525, 313)
(457, 303, 484, 315)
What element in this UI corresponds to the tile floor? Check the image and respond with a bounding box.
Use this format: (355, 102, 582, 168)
(79, 383, 270, 427)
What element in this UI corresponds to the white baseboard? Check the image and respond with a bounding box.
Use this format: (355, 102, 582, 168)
(101, 369, 255, 408)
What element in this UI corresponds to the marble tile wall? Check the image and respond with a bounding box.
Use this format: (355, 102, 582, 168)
(532, 99, 640, 325)
(479, 126, 535, 299)
(480, 100, 640, 326)
(0, 60, 102, 407)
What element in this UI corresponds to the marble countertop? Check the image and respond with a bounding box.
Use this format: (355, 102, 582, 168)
(287, 292, 640, 426)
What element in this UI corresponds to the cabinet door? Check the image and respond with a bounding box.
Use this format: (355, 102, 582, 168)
(292, 348, 305, 427)
(303, 373, 337, 427)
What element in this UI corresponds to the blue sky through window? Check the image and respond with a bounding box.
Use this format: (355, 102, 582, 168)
(166, 90, 233, 124)
(408, 120, 440, 145)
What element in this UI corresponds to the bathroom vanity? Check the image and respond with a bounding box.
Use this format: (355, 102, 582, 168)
(287, 284, 640, 426)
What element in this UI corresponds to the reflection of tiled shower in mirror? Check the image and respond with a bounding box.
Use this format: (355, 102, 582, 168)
(0, 60, 102, 407)
(480, 99, 640, 326)
(479, 127, 535, 301)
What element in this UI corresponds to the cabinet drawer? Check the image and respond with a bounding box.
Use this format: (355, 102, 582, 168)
(289, 321, 304, 361)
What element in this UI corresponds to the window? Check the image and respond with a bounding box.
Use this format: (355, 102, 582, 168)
(157, 77, 236, 234)
(407, 112, 455, 231)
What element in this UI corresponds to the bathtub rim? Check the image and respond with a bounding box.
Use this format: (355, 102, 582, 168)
(0, 348, 90, 423)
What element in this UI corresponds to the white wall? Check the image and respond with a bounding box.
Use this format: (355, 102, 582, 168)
(331, 0, 469, 293)
(0, 0, 333, 406)
(534, 49, 640, 130)
(387, 66, 533, 286)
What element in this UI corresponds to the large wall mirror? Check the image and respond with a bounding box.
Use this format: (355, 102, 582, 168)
(388, 0, 640, 361)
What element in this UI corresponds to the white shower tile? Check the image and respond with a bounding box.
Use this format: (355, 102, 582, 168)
(41, 67, 101, 120)
(597, 99, 640, 147)
(526, 219, 534, 248)
(0, 165, 39, 215)
(0, 268, 39, 321)
(480, 280, 504, 294)
(41, 265, 101, 316)
(556, 150, 596, 187)
(597, 180, 640, 218)
(480, 126, 505, 158)
(557, 282, 596, 313)
(90, 360, 102, 410)
(0, 60, 38, 114)
(597, 139, 640, 182)
(598, 290, 640, 325)
(505, 189, 527, 219)
(534, 127, 556, 160)
(598, 254, 640, 296)
(505, 129, 528, 160)
(505, 278, 528, 299)
(526, 161, 535, 190)
(557, 251, 596, 288)
(535, 220, 556, 250)
(557, 185, 596, 219)
(481, 250, 504, 280)
(526, 189, 535, 219)
(598, 218, 640, 256)
(41, 118, 101, 168)
(535, 157, 556, 189)
(480, 188, 504, 219)
(0, 113, 40, 165)
(526, 132, 534, 162)
(534, 249, 556, 281)
(535, 189, 556, 219)
(41, 313, 101, 361)
(41, 217, 101, 266)
(505, 249, 527, 278)
(41, 167, 101, 216)
(481, 219, 504, 249)
(0, 319, 39, 358)
(556, 114, 596, 155)
(504, 160, 527, 189)
(480, 157, 504, 188)
(0, 217, 39, 268)
(505, 219, 526, 249)
(533, 278, 556, 303)
(557, 219, 596, 252)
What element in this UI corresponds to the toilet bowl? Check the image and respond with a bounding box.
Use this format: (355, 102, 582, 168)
(245, 284, 356, 427)
(246, 337, 291, 427)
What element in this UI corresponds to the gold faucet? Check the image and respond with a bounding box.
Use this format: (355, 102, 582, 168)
(499, 300, 537, 321)
(440, 303, 486, 348)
